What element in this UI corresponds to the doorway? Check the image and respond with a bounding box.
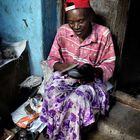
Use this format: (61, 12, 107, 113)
(117, 0, 140, 97)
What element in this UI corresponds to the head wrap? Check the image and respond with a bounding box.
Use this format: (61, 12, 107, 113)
(65, 0, 91, 12)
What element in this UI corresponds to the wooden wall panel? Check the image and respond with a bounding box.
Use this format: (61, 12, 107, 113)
(90, 0, 130, 54)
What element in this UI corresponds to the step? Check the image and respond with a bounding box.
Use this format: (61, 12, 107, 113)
(112, 90, 140, 110)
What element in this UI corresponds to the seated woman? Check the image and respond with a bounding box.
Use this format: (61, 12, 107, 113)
(40, 0, 116, 139)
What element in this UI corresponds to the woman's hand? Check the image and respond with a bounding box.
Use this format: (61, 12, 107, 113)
(53, 62, 73, 72)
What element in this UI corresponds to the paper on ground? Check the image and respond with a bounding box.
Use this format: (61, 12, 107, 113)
(11, 99, 46, 133)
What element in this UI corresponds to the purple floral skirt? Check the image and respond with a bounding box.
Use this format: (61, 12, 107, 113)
(40, 72, 109, 140)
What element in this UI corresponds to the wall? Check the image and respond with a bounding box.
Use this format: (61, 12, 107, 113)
(90, 0, 130, 82)
(42, 0, 57, 59)
(90, 0, 130, 55)
(0, 0, 58, 76)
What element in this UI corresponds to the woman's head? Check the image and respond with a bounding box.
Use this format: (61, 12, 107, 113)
(66, 8, 95, 39)
(65, 0, 95, 39)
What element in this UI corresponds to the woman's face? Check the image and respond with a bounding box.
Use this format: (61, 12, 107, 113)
(67, 9, 92, 40)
